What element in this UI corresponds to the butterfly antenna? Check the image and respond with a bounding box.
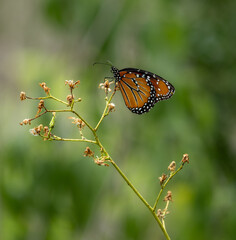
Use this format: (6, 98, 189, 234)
(93, 61, 113, 67)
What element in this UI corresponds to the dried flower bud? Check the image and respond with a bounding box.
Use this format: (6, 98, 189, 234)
(29, 128, 39, 136)
(20, 119, 31, 125)
(157, 209, 162, 218)
(67, 95, 73, 105)
(99, 80, 113, 94)
(108, 103, 115, 112)
(68, 117, 85, 129)
(38, 100, 44, 109)
(164, 191, 173, 202)
(36, 100, 45, 115)
(44, 126, 49, 134)
(43, 126, 49, 140)
(182, 153, 189, 164)
(20, 92, 26, 101)
(168, 161, 176, 172)
(84, 147, 94, 157)
(34, 124, 43, 135)
(39, 82, 50, 95)
(65, 80, 80, 89)
(94, 157, 109, 167)
(159, 173, 167, 185)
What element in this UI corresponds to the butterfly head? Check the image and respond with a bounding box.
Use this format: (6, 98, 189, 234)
(111, 66, 120, 82)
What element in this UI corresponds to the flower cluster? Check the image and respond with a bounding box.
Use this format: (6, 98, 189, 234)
(84, 147, 109, 166)
(65, 80, 80, 89)
(99, 80, 113, 95)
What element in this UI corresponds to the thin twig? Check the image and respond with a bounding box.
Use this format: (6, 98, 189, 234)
(95, 89, 116, 131)
(153, 164, 183, 212)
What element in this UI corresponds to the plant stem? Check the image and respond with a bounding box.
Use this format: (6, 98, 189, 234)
(110, 159, 171, 240)
(26, 95, 68, 105)
(153, 164, 183, 212)
(51, 136, 96, 144)
(95, 90, 116, 131)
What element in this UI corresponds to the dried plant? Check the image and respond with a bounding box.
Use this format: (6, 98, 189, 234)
(20, 78, 189, 240)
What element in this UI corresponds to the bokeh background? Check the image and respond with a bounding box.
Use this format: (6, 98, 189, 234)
(0, 0, 236, 239)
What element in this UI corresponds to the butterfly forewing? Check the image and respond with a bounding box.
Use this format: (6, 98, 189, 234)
(119, 77, 151, 108)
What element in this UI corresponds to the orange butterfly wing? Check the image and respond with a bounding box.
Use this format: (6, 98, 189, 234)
(112, 67, 175, 114)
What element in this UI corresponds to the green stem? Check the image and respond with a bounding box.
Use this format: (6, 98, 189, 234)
(153, 164, 183, 212)
(110, 159, 171, 240)
(26, 95, 68, 105)
(51, 136, 96, 144)
(28, 91, 173, 239)
(94, 90, 116, 131)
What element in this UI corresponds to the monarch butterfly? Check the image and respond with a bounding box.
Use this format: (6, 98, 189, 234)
(110, 66, 175, 114)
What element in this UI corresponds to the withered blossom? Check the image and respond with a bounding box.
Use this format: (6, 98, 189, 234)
(84, 147, 94, 157)
(68, 117, 85, 129)
(39, 82, 50, 95)
(94, 157, 109, 167)
(65, 80, 80, 89)
(36, 100, 45, 115)
(168, 161, 176, 172)
(157, 209, 163, 218)
(108, 103, 115, 113)
(159, 173, 167, 185)
(66, 95, 73, 105)
(29, 128, 38, 136)
(99, 80, 113, 94)
(182, 153, 189, 164)
(20, 92, 26, 101)
(164, 191, 173, 202)
(43, 126, 49, 140)
(20, 119, 31, 125)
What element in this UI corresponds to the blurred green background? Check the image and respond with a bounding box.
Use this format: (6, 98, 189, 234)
(0, 0, 236, 239)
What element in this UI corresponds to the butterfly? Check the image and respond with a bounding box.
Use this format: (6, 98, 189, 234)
(110, 66, 175, 114)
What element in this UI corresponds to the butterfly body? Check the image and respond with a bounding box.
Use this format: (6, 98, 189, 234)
(111, 66, 175, 114)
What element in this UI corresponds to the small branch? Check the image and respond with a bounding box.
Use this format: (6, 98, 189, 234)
(109, 159, 171, 240)
(26, 95, 68, 105)
(94, 89, 116, 131)
(29, 110, 47, 121)
(153, 164, 184, 212)
(161, 200, 170, 231)
(72, 110, 95, 133)
(51, 135, 96, 144)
